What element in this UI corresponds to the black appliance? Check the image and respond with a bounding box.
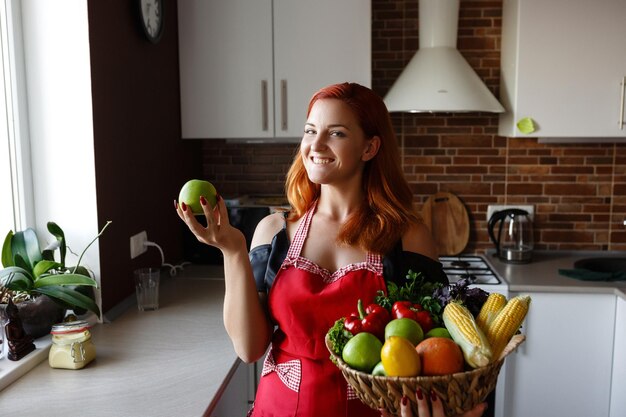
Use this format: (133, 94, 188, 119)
(182, 196, 288, 264)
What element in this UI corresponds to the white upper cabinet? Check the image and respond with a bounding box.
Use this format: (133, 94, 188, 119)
(499, 0, 626, 139)
(178, 0, 273, 140)
(178, 0, 371, 141)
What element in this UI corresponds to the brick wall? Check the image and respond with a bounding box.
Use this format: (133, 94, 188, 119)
(202, 0, 626, 253)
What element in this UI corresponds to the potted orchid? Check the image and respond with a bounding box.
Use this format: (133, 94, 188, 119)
(0, 221, 110, 338)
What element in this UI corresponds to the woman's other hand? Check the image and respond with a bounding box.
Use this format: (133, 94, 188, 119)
(175, 195, 245, 254)
(379, 389, 487, 417)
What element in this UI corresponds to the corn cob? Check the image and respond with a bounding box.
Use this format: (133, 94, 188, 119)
(476, 293, 507, 332)
(486, 295, 531, 359)
(442, 302, 492, 368)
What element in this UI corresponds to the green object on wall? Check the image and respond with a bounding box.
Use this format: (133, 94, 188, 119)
(516, 117, 536, 134)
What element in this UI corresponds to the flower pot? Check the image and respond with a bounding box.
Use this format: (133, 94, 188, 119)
(0, 295, 67, 339)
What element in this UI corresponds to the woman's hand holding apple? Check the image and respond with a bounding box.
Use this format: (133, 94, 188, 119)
(175, 179, 246, 255)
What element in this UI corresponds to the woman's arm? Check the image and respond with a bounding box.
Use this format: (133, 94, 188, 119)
(176, 197, 279, 363)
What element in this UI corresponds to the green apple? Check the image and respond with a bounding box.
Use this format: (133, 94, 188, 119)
(384, 318, 424, 346)
(425, 327, 452, 339)
(178, 179, 217, 214)
(342, 332, 383, 373)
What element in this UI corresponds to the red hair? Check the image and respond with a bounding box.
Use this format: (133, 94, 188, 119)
(285, 82, 420, 255)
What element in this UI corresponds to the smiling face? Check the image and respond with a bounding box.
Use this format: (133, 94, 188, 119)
(300, 99, 379, 188)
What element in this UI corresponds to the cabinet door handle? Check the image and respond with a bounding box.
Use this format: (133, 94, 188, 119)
(281, 79, 288, 131)
(261, 80, 269, 132)
(619, 77, 626, 130)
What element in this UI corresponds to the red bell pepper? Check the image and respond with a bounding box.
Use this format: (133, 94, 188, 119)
(415, 310, 434, 333)
(391, 301, 434, 333)
(391, 301, 419, 321)
(343, 299, 390, 341)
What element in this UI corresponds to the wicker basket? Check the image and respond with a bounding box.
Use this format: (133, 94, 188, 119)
(326, 333, 525, 416)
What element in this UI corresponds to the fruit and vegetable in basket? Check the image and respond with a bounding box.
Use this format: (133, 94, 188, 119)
(342, 332, 383, 373)
(391, 301, 435, 333)
(385, 318, 424, 346)
(416, 337, 464, 376)
(381, 336, 421, 377)
(344, 299, 391, 341)
(327, 270, 532, 378)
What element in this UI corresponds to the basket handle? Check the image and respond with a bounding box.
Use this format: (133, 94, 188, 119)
(499, 334, 526, 360)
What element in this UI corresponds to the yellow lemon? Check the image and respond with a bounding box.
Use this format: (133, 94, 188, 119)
(381, 336, 421, 377)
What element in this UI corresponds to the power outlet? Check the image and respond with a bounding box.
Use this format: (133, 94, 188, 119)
(130, 231, 148, 259)
(487, 205, 534, 221)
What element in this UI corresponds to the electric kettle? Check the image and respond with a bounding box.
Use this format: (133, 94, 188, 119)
(487, 208, 534, 263)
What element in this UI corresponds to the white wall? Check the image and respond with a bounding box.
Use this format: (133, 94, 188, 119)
(20, 1, 101, 296)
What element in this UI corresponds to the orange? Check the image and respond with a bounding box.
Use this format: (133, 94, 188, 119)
(415, 337, 464, 376)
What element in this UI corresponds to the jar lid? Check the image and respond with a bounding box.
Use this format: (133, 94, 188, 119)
(51, 320, 91, 334)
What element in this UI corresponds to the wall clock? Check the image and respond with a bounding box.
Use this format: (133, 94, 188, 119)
(138, 0, 164, 43)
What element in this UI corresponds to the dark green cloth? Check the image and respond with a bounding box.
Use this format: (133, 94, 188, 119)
(559, 268, 626, 281)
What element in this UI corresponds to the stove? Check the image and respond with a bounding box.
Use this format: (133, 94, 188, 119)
(439, 254, 504, 287)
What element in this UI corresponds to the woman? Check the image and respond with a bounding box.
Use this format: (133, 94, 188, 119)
(176, 83, 485, 417)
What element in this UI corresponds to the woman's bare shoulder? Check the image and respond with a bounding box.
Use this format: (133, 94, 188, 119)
(250, 212, 287, 249)
(401, 222, 439, 261)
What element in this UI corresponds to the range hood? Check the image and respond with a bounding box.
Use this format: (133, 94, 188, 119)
(384, 0, 505, 113)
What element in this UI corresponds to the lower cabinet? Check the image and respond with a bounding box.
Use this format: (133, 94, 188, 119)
(210, 356, 265, 417)
(502, 292, 616, 417)
(210, 360, 253, 417)
(610, 296, 626, 417)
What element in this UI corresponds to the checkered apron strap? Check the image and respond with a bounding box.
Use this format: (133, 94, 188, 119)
(366, 251, 384, 275)
(285, 201, 317, 261)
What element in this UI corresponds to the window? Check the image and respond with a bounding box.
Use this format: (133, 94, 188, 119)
(0, 0, 32, 237)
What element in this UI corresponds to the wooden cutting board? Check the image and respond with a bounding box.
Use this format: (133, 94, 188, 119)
(420, 191, 470, 256)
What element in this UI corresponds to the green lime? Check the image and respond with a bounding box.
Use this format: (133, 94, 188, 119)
(371, 361, 387, 376)
(342, 332, 383, 373)
(179, 179, 217, 214)
(425, 327, 452, 339)
(384, 318, 424, 346)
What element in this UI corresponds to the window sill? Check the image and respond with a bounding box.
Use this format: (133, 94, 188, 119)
(0, 336, 52, 392)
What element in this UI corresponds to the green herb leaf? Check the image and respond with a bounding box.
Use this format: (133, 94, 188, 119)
(327, 317, 352, 356)
(374, 270, 445, 326)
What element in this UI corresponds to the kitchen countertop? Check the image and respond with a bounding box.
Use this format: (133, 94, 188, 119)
(485, 250, 626, 299)
(0, 266, 237, 416)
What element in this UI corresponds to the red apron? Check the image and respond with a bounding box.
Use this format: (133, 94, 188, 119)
(251, 203, 386, 417)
